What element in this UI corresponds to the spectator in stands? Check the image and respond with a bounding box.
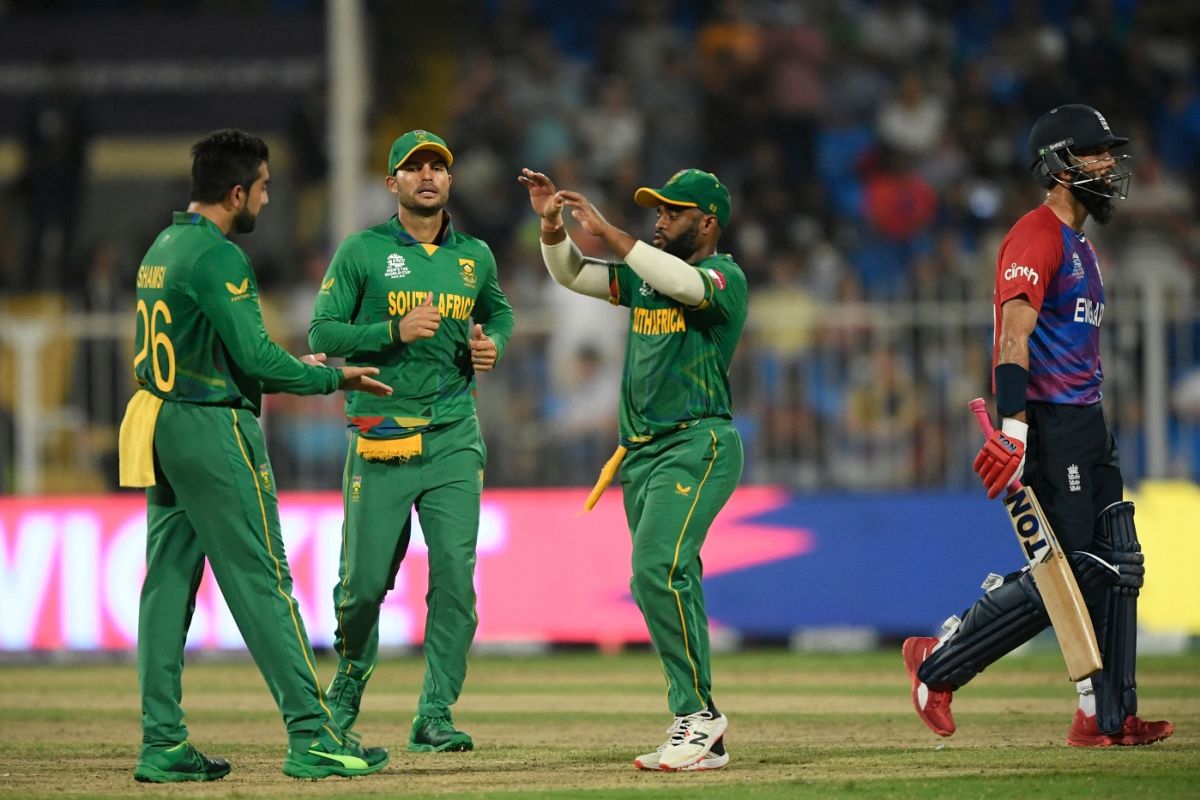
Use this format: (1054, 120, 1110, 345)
(548, 344, 620, 485)
(877, 71, 947, 159)
(20, 51, 91, 290)
(77, 239, 132, 489)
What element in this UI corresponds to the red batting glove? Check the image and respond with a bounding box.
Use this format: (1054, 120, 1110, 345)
(973, 431, 1025, 499)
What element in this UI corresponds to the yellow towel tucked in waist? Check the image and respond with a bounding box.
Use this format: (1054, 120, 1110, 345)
(583, 445, 627, 512)
(118, 389, 164, 487)
(356, 434, 423, 463)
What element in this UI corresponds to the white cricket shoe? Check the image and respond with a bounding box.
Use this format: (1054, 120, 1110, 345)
(633, 715, 685, 770)
(634, 725, 729, 772)
(644, 710, 727, 770)
(668, 738, 729, 771)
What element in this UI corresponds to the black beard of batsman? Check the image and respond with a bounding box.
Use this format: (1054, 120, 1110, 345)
(1070, 182, 1116, 225)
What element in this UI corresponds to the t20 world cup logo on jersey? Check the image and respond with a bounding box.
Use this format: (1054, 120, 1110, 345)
(386, 253, 409, 278)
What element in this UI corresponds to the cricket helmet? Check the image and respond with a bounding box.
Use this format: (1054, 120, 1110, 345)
(1027, 104, 1131, 198)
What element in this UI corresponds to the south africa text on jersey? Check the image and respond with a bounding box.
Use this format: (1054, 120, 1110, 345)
(388, 290, 476, 321)
(137, 264, 167, 289)
(631, 306, 687, 336)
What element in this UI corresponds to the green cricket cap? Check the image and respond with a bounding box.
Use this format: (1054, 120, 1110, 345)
(634, 168, 731, 228)
(387, 129, 453, 173)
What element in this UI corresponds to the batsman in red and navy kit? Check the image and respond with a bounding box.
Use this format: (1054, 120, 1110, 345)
(903, 105, 1173, 747)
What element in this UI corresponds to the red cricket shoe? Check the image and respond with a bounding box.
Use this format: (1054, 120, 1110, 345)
(902, 636, 955, 737)
(1066, 709, 1174, 747)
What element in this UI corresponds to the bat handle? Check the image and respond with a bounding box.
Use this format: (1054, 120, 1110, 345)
(968, 397, 1023, 491)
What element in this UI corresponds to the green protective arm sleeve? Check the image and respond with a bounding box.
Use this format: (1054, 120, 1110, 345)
(193, 247, 341, 396)
(308, 237, 398, 357)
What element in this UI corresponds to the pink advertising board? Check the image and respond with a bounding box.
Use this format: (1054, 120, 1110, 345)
(0, 488, 806, 651)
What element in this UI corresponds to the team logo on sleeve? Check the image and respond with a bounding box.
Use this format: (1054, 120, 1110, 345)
(458, 259, 477, 287)
(1003, 262, 1039, 285)
(385, 253, 409, 278)
(707, 269, 727, 290)
(320, 277, 335, 294)
(225, 278, 252, 301)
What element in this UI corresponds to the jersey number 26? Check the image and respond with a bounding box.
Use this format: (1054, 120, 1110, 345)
(133, 299, 176, 392)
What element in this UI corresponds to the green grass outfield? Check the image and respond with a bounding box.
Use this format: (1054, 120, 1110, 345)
(0, 649, 1196, 798)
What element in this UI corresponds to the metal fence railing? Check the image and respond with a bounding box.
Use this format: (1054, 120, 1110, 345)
(2, 278, 1197, 495)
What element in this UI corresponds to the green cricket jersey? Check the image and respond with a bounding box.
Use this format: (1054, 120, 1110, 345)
(607, 253, 748, 446)
(132, 211, 340, 413)
(308, 214, 514, 435)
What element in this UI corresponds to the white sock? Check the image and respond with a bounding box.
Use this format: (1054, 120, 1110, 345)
(1076, 678, 1096, 716)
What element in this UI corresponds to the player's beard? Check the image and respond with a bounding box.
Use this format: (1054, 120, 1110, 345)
(401, 199, 443, 217)
(400, 184, 446, 216)
(232, 206, 257, 233)
(1070, 184, 1116, 225)
(659, 219, 701, 260)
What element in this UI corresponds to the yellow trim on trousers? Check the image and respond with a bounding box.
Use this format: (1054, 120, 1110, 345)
(667, 429, 720, 708)
(230, 411, 339, 741)
(337, 436, 354, 663)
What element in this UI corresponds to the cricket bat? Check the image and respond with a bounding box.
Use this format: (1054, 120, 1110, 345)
(969, 398, 1103, 681)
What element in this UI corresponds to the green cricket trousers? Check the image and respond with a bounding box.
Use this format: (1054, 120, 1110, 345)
(333, 415, 485, 719)
(139, 402, 338, 751)
(621, 418, 744, 716)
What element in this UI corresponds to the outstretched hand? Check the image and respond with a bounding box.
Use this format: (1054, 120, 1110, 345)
(469, 323, 497, 372)
(339, 366, 392, 397)
(304, 352, 390, 395)
(560, 190, 611, 238)
(517, 168, 564, 224)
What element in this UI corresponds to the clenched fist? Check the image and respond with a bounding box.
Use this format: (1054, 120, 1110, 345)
(973, 430, 1025, 499)
(398, 292, 441, 343)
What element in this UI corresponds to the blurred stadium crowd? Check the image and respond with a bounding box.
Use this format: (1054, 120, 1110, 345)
(0, 0, 1198, 493)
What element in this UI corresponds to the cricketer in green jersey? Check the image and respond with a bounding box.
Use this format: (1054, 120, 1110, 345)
(117, 129, 392, 783)
(520, 166, 746, 772)
(310, 130, 514, 753)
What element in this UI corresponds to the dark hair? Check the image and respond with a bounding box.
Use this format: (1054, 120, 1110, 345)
(189, 129, 269, 203)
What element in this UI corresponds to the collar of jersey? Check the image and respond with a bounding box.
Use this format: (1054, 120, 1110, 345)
(172, 211, 225, 237)
(389, 212, 454, 247)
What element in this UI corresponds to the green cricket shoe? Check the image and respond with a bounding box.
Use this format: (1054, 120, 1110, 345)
(133, 741, 231, 783)
(326, 668, 368, 732)
(282, 730, 389, 780)
(408, 715, 474, 752)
